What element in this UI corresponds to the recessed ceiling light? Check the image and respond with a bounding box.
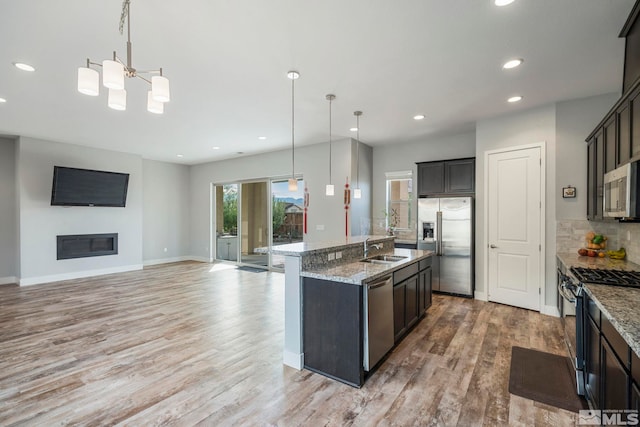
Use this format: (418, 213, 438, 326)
(350, 127, 358, 132)
(13, 62, 35, 72)
(494, 0, 515, 6)
(508, 95, 523, 103)
(413, 114, 425, 120)
(258, 136, 267, 140)
(212, 146, 220, 150)
(503, 58, 523, 69)
(0, 98, 6, 103)
(177, 154, 184, 158)
(237, 151, 244, 155)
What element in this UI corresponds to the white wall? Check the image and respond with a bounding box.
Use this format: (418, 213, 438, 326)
(0, 137, 17, 283)
(476, 105, 557, 306)
(16, 137, 143, 285)
(142, 159, 191, 264)
(190, 138, 364, 260)
(372, 131, 476, 240)
(556, 93, 619, 220)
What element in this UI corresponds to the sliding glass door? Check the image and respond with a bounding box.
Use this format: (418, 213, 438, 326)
(213, 178, 303, 270)
(270, 178, 304, 269)
(239, 181, 269, 267)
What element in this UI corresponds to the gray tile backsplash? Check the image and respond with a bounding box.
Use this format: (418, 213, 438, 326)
(557, 220, 640, 265)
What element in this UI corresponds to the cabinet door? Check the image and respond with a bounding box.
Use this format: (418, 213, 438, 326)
(631, 382, 640, 411)
(393, 283, 406, 342)
(419, 267, 432, 315)
(632, 90, 640, 159)
(618, 102, 631, 166)
(602, 338, 629, 410)
(596, 130, 605, 220)
(585, 315, 601, 408)
(587, 138, 597, 220)
(604, 117, 617, 172)
(405, 276, 419, 329)
(445, 159, 475, 193)
(418, 162, 444, 196)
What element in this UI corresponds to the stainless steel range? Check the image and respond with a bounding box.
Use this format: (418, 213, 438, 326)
(558, 265, 640, 396)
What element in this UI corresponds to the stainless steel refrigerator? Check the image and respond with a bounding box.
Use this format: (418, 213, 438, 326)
(417, 197, 474, 296)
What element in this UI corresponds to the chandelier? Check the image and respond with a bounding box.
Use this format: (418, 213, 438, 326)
(77, 0, 170, 114)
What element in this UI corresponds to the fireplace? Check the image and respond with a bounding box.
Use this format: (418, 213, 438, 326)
(57, 233, 118, 260)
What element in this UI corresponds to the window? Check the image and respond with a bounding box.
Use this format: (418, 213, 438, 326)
(386, 171, 413, 231)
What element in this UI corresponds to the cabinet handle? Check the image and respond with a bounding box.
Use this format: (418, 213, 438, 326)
(490, 244, 498, 249)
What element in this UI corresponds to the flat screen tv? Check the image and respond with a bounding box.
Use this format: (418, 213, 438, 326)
(51, 166, 130, 207)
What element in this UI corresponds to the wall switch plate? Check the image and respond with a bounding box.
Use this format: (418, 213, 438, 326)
(316, 224, 325, 231)
(328, 252, 335, 261)
(164, 247, 168, 252)
(628, 230, 632, 241)
(336, 251, 342, 259)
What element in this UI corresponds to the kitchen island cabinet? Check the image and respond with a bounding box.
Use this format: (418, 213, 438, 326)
(300, 249, 432, 387)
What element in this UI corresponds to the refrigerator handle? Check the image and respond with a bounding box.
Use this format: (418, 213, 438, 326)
(436, 211, 443, 256)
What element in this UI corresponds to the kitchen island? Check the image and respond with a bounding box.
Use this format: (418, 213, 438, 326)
(267, 236, 433, 387)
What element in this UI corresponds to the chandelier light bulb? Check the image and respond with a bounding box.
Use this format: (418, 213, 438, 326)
(353, 188, 362, 199)
(151, 76, 171, 102)
(147, 91, 164, 114)
(325, 184, 335, 196)
(108, 88, 127, 111)
(77, 67, 99, 96)
(102, 60, 125, 90)
(288, 178, 298, 192)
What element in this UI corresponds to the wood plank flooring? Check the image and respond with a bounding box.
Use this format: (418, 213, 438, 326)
(0, 261, 576, 426)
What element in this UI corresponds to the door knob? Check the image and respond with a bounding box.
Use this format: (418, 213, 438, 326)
(490, 244, 498, 248)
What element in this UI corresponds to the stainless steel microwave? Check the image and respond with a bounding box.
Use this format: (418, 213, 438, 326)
(603, 160, 640, 219)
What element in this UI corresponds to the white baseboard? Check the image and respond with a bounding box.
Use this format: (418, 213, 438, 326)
(19, 264, 143, 287)
(188, 256, 211, 263)
(474, 290, 488, 301)
(541, 305, 561, 317)
(0, 276, 18, 285)
(143, 256, 195, 266)
(283, 350, 303, 370)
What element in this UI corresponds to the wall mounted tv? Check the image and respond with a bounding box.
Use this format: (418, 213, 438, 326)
(51, 166, 130, 207)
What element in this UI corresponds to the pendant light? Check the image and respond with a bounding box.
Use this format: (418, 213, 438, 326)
(325, 94, 336, 196)
(353, 111, 363, 199)
(287, 70, 300, 192)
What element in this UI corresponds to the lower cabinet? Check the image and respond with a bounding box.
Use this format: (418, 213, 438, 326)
(393, 258, 432, 343)
(583, 292, 639, 417)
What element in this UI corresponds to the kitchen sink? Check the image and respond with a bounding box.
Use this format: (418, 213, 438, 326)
(360, 255, 408, 264)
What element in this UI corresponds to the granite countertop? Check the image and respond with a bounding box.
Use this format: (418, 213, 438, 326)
(557, 252, 640, 357)
(301, 248, 433, 285)
(262, 235, 394, 256)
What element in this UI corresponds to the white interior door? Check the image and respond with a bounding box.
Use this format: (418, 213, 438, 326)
(487, 145, 543, 311)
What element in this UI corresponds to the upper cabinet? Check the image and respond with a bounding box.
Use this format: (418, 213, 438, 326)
(585, 0, 640, 220)
(417, 158, 475, 197)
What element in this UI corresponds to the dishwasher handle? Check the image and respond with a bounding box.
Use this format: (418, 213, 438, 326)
(367, 275, 392, 290)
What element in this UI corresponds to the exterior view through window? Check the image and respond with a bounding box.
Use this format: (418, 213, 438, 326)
(271, 178, 304, 269)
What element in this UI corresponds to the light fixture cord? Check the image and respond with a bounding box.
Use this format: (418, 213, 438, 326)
(291, 75, 295, 179)
(329, 97, 333, 185)
(356, 114, 360, 188)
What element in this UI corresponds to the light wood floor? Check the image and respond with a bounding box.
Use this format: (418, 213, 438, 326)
(0, 262, 577, 426)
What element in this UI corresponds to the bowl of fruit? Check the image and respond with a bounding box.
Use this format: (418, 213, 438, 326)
(577, 232, 607, 257)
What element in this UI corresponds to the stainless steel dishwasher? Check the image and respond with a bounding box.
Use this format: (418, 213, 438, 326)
(363, 274, 394, 371)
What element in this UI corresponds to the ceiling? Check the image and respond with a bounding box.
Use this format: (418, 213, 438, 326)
(0, 0, 636, 165)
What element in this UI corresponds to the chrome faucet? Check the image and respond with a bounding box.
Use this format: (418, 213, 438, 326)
(364, 237, 382, 258)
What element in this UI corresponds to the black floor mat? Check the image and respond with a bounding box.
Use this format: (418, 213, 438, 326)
(509, 346, 588, 413)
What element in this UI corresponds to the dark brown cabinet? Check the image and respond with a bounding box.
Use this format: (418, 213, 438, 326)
(587, 137, 598, 220)
(393, 283, 406, 341)
(583, 291, 639, 414)
(586, 313, 601, 407)
(393, 258, 432, 343)
(417, 162, 445, 196)
(602, 338, 629, 410)
(605, 117, 617, 172)
(618, 102, 631, 165)
(417, 158, 475, 197)
(633, 89, 640, 158)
